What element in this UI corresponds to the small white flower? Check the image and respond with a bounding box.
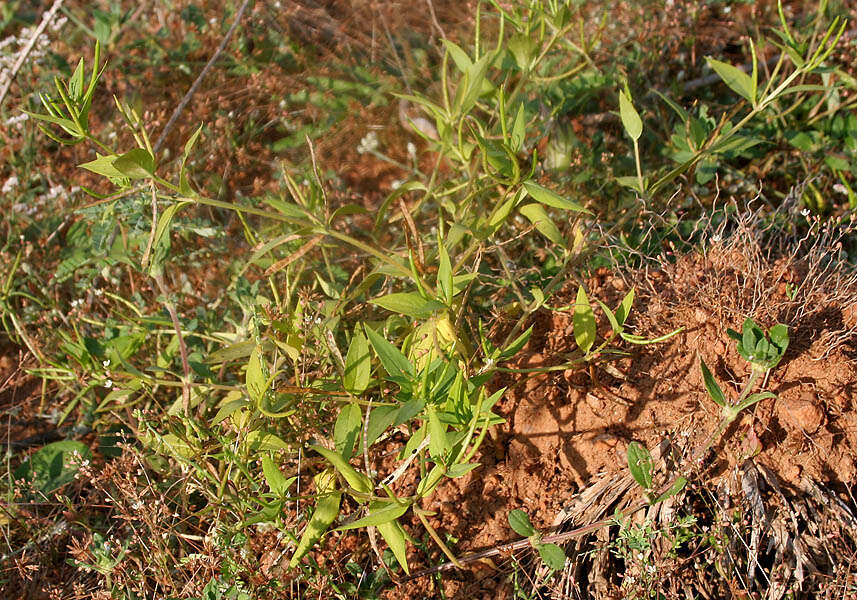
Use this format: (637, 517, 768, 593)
(406, 142, 416, 158)
(710, 233, 722, 243)
(801, 208, 811, 217)
(102, 359, 111, 368)
(357, 131, 379, 154)
(4, 113, 28, 127)
(104, 379, 113, 389)
(2, 175, 19, 193)
(833, 183, 848, 196)
(390, 179, 402, 190)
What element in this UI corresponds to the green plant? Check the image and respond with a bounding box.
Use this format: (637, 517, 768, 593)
(16, 2, 690, 578)
(626, 441, 687, 505)
(696, 318, 788, 464)
(507, 509, 566, 571)
(13, 440, 91, 498)
(701, 319, 787, 423)
(5, 0, 845, 595)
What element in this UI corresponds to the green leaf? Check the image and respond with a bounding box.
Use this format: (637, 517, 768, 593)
(742, 318, 760, 358)
(825, 155, 851, 172)
(14, 441, 92, 494)
(736, 391, 776, 412)
(537, 543, 566, 570)
(79, 153, 125, 179)
(437, 238, 453, 305)
(596, 299, 621, 334)
(618, 89, 643, 141)
(446, 462, 480, 478)
(112, 148, 155, 179)
(343, 329, 371, 395)
(208, 339, 256, 364)
(615, 289, 635, 326)
(653, 476, 687, 504)
(311, 444, 373, 494)
(706, 57, 755, 104)
(699, 357, 727, 407)
(147, 200, 189, 275)
(498, 325, 533, 361)
(573, 286, 596, 354)
(246, 431, 291, 452)
(519, 203, 564, 246)
(364, 405, 399, 450)
(615, 175, 644, 193)
(335, 500, 410, 531)
(69, 58, 85, 100)
(377, 518, 410, 574)
(427, 406, 449, 461)
(442, 39, 473, 72)
(370, 292, 445, 319)
(180, 124, 203, 194)
(334, 402, 362, 460)
(459, 52, 492, 114)
(211, 398, 249, 425)
(26, 110, 80, 137)
(289, 469, 342, 567)
(654, 90, 689, 122)
(364, 325, 415, 381)
(626, 441, 654, 491)
(522, 181, 588, 212)
(508, 509, 536, 537)
(510, 103, 526, 152)
(768, 324, 789, 353)
(262, 454, 292, 496)
(246, 345, 267, 404)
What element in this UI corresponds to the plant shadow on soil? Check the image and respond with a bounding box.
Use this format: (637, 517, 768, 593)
(381, 217, 857, 599)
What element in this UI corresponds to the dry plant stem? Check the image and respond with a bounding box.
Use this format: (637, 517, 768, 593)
(0, 0, 65, 108)
(152, 0, 251, 153)
(425, 0, 447, 40)
(153, 274, 192, 415)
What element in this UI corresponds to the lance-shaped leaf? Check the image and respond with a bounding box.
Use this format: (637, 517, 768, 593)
(706, 57, 755, 105)
(289, 469, 341, 568)
(573, 286, 596, 354)
(619, 89, 643, 141)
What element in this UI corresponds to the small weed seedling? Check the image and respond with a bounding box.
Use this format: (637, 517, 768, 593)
(696, 318, 789, 462)
(507, 509, 566, 571)
(702, 318, 788, 423)
(626, 441, 687, 506)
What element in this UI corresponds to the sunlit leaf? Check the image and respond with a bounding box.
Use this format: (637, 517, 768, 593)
(334, 402, 362, 460)
(311, 444, 373, 494)
(538, 543, 566, 570)
(508, 509, 536, 537)
(573, 286, 596, 354)
(699, 357, 727, 407)
(370, 292, 445, 320)
(335, 500, 410, 531)
(519, 203, 564, 246)
(289, 469, 342, 567)
(246, 345, 267, 404)
(364, 324, 415, 381)
(706, 57, 755, 104)
(523, 181, 588, 212)
(343, 329, 371, 395)
(619, 89, 643, 141)
(627, 441, 654, 491)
